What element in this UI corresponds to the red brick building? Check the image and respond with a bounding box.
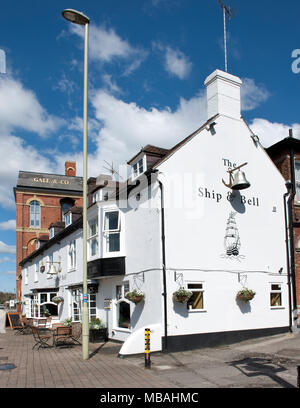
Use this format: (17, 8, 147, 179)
(266, 134, 300, 328)
(13, 161, 83, 302)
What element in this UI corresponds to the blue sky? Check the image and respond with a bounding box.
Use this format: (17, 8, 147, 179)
(0, 0, 300, 292)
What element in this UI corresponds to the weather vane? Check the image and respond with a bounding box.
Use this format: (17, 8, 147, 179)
(218, 0, 233, 72)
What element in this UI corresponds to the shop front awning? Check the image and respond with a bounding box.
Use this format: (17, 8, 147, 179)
(87, 257, 125, 279)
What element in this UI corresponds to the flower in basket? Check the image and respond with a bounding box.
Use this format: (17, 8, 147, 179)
(236, 288, 256, 303)
(52, 296, 64, 304)
(125, 289, 145, 304)
(173, 287, 193, 304)
(89, 317, 105, 330)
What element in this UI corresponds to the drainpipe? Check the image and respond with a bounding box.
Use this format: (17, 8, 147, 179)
(151, 169, 168, 352)
(287, 129, 298, 330)
(284, 180, 293, 331)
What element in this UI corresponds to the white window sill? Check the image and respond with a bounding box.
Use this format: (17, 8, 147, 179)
(88, 255, 99, 262)
(188, 309, 207, 313)
(270, 306, 285, 310)
(113, 327, 131, 333)
(102, 253, 124, 258)
(68, 267, 76, 273)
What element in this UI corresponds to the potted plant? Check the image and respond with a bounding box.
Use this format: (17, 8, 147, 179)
(125, 289, 145, 304)
(236, 288, 256, 303)
(89, 317, 108, 343)
(52, 296, 64, 304)
(173, 287, 193, 304)
(43, 307, 51, 317)
(64, 317, 72, 327)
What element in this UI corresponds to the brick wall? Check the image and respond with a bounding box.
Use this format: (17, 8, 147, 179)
(267, 147, 300, 324)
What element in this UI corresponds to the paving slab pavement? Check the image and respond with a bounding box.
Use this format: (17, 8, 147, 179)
(0, 327, 300, 390)
(0, 328, 173, 389)
(126, 332, 300, 388)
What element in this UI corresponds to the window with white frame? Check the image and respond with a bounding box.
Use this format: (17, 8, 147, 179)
(103, 210, 120, 253)
(29, 200, 41, 228)
(88, 216, 98, 258)
(270, 283, 283, 308)
(47, 253, 53, 279)
(115, 282, 130, 330)
(92, 191, 99, 204)
(68, 240, 76, 270)
(34, 264, 39, 282)
(187, 283, 205, 311)
(70, 288, 96, 322)
(27, 292, 58, 318)
(24, 268, 28, 285)
(132, 157, 145, 179)
(49, 227, 55, 239)
(65, 212, 72, 226)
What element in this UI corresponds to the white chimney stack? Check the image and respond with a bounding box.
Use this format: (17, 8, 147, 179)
(204, 69, 242, 121)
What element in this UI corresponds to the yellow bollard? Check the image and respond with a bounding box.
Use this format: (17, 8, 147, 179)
(145, 328, 151, 368)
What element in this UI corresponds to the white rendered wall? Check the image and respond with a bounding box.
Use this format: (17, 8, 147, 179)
(157, 114, 289, 337)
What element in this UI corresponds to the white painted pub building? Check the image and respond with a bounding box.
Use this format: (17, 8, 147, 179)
(21, 70, 292, 355)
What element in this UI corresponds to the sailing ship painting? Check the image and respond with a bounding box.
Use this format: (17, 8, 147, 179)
(221, 211, 245, 261)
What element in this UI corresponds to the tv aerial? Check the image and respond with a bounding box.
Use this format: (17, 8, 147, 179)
(102, 160, 124, 180)
(218, 0, 235, 72)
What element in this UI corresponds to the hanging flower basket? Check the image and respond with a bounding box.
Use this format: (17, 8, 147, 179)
(125, 289, 145, 304)
(173, 287, 193, 304)
(236, 288, 256, 303)
(52, 296, 64, 304)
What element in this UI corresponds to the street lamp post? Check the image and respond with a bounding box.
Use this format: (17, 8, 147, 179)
(62, 8, 90, 360)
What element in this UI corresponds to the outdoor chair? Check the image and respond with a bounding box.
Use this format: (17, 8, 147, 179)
(14, 316, 32, 335)
(53, 326, 73, 348)
(70, 322, 82, 345)
(37, 318, 47, 327)
(31, 326, 53, 350)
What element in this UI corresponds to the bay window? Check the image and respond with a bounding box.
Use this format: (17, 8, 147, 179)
(103, 210, 120, 253)
(27, 292, 58, 318)
(88, 216, 98, 258)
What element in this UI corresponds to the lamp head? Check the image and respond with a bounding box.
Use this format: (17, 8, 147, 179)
(62, 9, 90, 25)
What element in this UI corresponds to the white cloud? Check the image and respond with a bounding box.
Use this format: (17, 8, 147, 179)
(80, 88, 207, 176)
(241, 78, 270, 111)
(0, 76, 64, 136)
(0, 220, 16, 231)
(153, 42, 192, 79)
(249, 118, 292, 148)
(102, 74, 123, 95)
(69, 24, 147, 75)
(3, 270, 16, 276)
(0, 256, 14, 263)
(164, 46, 192, 79)
(0, 134, 55, 208)
(0, 75, 65, 208)
(0, 241, 16, 255)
